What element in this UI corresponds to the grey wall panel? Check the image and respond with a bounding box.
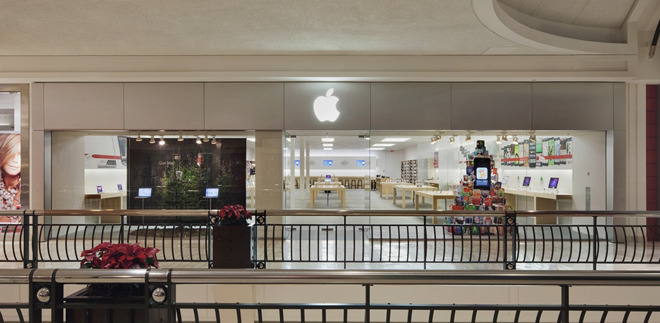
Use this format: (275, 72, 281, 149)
(613, 83, 626, 131)
(205, 83, 283, 130)
(451, 83, 531, 130)
(44, 83, 124, 130)
(124, 83, 204, 130)
(532, 83, 614, 130)
(31, 83, 44, 131)
(284, 83, 370, 130)
(371, 83, 449, 130)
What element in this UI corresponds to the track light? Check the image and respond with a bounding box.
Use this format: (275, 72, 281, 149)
(211, 136, 217, 145)
(149, 136, 155, 144)
(449, 136, 455, 144)
(430, 135, 441, 144)
(136, 133, 142, 142)
(496, 136, 501, 144)
(196, 136, 202, 144)
(529, 134, 536, 142)
(502, 135, 508, 142)
(512, 136, 519, 144)
(465, 135, 471, 142)
(158, 136, 165, 145)
(203, 135, 209, 143)
(177, 134, 184, 142)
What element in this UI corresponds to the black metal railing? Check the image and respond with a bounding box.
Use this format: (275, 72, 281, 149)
(0, 209, 659, 270)
(6, 269, 660, 323)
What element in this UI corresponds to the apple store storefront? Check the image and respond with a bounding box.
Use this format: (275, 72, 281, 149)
(39, 82, 624, 217)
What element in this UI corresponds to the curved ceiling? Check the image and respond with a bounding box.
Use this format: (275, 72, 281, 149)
(0, 0, 656, 56)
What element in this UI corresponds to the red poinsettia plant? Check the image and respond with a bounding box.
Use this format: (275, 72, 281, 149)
(80, 242, 160, 269)
(214, 204, 252, 226)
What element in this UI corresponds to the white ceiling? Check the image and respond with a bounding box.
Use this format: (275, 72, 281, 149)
(0, 0, 653, 56)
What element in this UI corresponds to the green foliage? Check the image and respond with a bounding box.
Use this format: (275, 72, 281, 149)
(158, 159, 208, 209)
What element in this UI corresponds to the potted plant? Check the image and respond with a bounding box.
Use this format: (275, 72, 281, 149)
(210, 204, 254, 268)
(66, 243, 165, 323)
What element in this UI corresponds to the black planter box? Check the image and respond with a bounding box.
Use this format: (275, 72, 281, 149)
(65, 285, 167, 323)
(213, 225, 254, 268)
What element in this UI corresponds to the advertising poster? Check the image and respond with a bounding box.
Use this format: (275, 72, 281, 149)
(128, 138, 246, 223)
(0, 134, 21, 229)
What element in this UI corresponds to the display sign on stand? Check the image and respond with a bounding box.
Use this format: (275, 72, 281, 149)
(136, 187, 151, 209)
(204, 188, 219, 210)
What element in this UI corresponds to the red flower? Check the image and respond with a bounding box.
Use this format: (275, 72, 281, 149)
(80, 242, 160, 269)
(217, 204, 251, 226)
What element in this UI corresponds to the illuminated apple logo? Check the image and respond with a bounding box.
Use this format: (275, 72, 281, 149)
(313, 88, 340, 122)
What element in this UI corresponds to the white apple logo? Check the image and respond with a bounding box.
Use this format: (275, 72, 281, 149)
(313, 88, 340, 122)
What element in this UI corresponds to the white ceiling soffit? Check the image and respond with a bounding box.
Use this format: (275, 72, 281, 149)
(472, 0, 636, 54)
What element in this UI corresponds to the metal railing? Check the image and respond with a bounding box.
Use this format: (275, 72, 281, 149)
(4, 269, 660, 322)
(0, 209, 659, 270)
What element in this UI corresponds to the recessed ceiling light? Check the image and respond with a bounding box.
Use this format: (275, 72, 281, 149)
(322, 143, 333, 147)
(373, 143, 395, 147)
(381, 138, 410, 142)
(368, 147, 385, 150)
(323, 148, 333, 151)
(321, 138, 335, 142)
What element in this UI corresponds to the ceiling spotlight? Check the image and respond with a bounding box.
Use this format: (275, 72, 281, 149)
(177, 134, 184, 142)
(502, 135, 508, 142)
(496, 136, 501, 144)
(529, 134, 536, 142)
(149, 136, 155, 144)
(465, 135, 471, 142)
(196, 136, 202, 144)
(449, 136, 455, 144)
(211, 136, 217, 145)
(512, 136, 519, 144)
(203, 135, 209, 143)
(136, 133, 143, 142)
(158, 136, 165, 145)
(430, 135, 441, 144)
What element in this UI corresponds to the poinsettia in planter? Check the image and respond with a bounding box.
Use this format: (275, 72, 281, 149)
(66, 243, 166, 323)
(210, 204, 255, 268)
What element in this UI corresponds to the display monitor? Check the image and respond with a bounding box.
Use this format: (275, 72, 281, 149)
(356, 160, 366, 166)
(548, 177, 559, 189)
(205, 188, 219, 198)
(137, 187, 152, 198)
(522, 176, 531, 187)
(323, 160, 333, 166)
(96, 185, 103, 193)
(117, 184, 123, 191)
(473, 157, 491, 190)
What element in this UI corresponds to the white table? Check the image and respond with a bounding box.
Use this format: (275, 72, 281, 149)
(392, 185, 438, 208)
(310, 184, 346, 208)
(415, 190, 456, 211)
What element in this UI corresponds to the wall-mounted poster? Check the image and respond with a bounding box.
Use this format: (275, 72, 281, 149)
(0, 134, 21, 211)
(128, 138, 246, 223)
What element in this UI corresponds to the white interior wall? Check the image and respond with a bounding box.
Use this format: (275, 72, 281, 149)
(83, 136, 127, 194)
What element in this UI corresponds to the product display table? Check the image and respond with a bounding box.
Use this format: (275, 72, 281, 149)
(310, 184, 346, 208)
(379, 181, 398, 199)
(414, 190, 456, 211)
(392, 185, 438, 208)
(246, 185, 255, 208)
(504, 188, 572, 224)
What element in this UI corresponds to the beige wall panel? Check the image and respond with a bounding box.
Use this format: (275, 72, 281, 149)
(205, 83, 283, 130)
(371, 83, 449, 130)
(31, 83, 44, 131)
(44, 83, 124, 130)
(451, 83, 532, 130)
(124, 83, 203, 130)
(613, 83, 626, 131)
(532, 83, 614, 130)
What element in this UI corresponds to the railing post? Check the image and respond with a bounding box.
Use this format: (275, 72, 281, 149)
(31, 210, 39, 269)
(343, 215, 347, 270)
(560, 285, 570, 323)
(504, 211, 517, 270)
(119, 214, 126, 244)
(423, 215, 427, 270)
(592, 216, 598, 271)
(23, 210, 30, 269)
(363, 284, 372, 323)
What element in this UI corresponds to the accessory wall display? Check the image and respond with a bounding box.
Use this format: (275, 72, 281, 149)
(501, 137, 572, 168)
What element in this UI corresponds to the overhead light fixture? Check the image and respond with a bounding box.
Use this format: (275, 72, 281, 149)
(323, 148, 333, 151)
(177, 134, 184, 142)
(321, 137, 335, 142)
(211, 136, 217, 144)
(373, 143, 395, 147)
(159, 136, 165, 145)
(196, 136, 202, 144)
(529, 134, 536, 142)
(136, 133, 143, 142)
(382, 138, 410, 142)
(512, 136, 519, 144)
(465, 135, 472, 142)
(323, 143, 333, 147)
(502, 135, 508, 142)
(149, 136, 155, 144)
(449, 137, 455, 144)
(496, 136, 501, 144)
(203, 135, 210, 143)
(431, 135, 441, 144)
(368, 147, 385, 150)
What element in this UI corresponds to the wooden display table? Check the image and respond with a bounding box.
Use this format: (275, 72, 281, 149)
(414, 190, 456, 211)
(392, 185, 438, 208)
(379, 181, 398, 199)
(310, 184, 346, 208)
(504, 188, 572, 224)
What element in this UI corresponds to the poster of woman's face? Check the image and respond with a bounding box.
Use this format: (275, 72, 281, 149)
(0, 134, 21, 213)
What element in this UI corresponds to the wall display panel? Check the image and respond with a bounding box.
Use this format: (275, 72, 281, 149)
(532, 83, 615, 130)
(451, 83, 532, 130)
(371, 83, 449, 130)
(124, 83, 204, 130)
(128, 138, 246, 223)
(284, 83, 370, 130)
(205, 83, 284, 130)
(44, 83, 124, 130)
